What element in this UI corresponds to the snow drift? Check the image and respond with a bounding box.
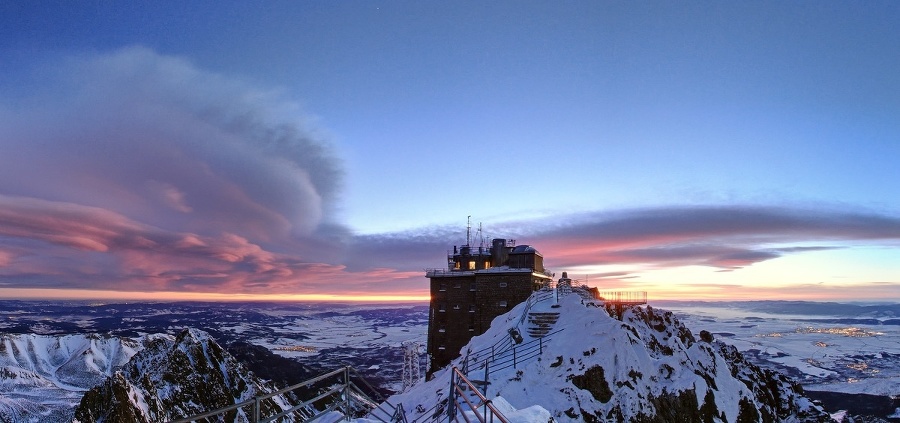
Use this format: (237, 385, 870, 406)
(385, 292, 833, 422)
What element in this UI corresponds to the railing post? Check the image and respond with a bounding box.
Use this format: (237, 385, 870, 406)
(513, 346, 517, 369)
(344, 366, 352, 421)
(448, 370, 456, 421)
(463, 353, 468, 376)
(483, 360, 489, 398)
(539, 336, 543, 355)
(253, 396, 260, 423)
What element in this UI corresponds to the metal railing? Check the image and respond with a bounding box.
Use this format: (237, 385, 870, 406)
(169, 366, 390, 423)
(590, 290, 647, 305)
(407, 290, 565, 423)
(516, 289, 553, 327)
(456, 289, 554, 374)
(462, 328, 564, 381)
(425, 268, 549, 277)
(406, 329, 562, 423)
(447, 367, 509, 423)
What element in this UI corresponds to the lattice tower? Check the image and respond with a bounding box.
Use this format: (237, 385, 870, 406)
(401, 341, 422, 391)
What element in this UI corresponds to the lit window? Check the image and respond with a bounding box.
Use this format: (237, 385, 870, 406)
(454, 262, 460, 269)
(468, 261, 476, 270)
(484, 261, 491, 268)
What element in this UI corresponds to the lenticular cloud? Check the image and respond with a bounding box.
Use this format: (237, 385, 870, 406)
(0, 47, 348, 293)
(3, 46, 341, 237)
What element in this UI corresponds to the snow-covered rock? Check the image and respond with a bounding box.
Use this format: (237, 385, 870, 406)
(0, 333, 140, 388)
(72, 328, 309, 422)
(385, 292, 834, 422)
(0, 333, 140, 421)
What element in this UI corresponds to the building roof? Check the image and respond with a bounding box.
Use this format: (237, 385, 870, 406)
(510, 244, 539, 254)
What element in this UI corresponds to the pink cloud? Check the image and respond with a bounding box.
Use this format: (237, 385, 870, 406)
(1, 47, 899, 301)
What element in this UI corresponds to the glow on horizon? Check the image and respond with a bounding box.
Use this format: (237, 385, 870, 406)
(0, 288, 429, 303)
(553, 247, 900, 302)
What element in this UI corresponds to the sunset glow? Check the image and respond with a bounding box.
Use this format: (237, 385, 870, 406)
(0, 288, 429, 303)
(1, 3, 899, 302)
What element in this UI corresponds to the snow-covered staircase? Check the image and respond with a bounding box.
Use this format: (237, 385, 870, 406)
(526, 311, 560, 338)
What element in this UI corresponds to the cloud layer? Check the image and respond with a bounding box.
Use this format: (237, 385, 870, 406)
(353, 206, 900, 275)
(1, 48, 899, 300)
(0, 47, 359, 294)
(525, 206, 900, 270)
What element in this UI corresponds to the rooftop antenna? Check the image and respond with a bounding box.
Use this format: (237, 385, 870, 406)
(478, 222, 484, 248)
(466, 215, 471, 247)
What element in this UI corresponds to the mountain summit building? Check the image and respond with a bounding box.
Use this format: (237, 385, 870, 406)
(426, 238, 553, 374)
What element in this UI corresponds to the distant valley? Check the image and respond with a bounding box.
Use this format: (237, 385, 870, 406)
(0, 299, 897, 421)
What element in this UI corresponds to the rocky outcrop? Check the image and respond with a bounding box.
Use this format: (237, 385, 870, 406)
(73, 329, 308, 423)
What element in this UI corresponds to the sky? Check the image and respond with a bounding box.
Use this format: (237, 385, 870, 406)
(0, 1, 899, 302)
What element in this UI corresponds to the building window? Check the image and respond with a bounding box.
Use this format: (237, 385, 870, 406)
(469, 283, 476, 291)
(439, 346, 446, 350)
(499, 300, 508, 308)
(453, 304, 460, 310)
(469, 305, 475, 313)
(454, 261, 460, 269)
(453, 281, 461, 288)
(439, 283, 446, 292)
(439, 303, 446, 312)
(468, 261, 476, 270)
(468, 325, 475, 332)
(439, 326, 446, 333)
(499, 282, 508, 288)
(484, 260, 491, 268)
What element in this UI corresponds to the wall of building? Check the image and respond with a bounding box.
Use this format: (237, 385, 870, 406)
(427, 275, 476, 370)
(472, 273, 534, 332)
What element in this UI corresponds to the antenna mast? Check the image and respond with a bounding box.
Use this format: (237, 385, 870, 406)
(478, 222, 484, 248)
(466, 216, 471, 247)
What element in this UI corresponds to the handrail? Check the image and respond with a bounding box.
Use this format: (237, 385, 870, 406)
(461, 290, 555, 375)
(449, 367, 509, 423)
(487, 329, 563, 376)
(573, 287, 647, 304)
(169, 365, 380, 423)
(517, 289, 553, 327)
(426, 268, 554, 278)
(408, 326, 564, 423)
(349, 366, 389, 403)
(262, 385, 342, 422)
(462, 328, 564, 378)
(167, 397, 256, 423)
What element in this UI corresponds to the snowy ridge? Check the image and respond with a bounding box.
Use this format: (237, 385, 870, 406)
(0, 333, 140, 422)
(385, 293, 833, 422)
(73, 328, 311, 423)
(0, 333, 139, 388)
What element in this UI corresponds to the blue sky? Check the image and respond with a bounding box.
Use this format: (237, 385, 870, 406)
(1, 1, 899, 301)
